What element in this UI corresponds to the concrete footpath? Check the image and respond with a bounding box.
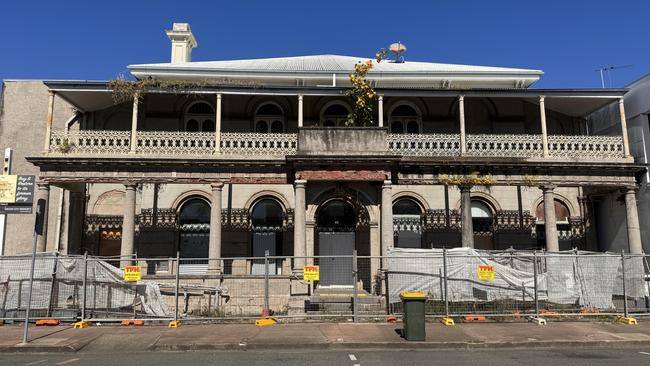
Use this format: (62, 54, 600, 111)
(2, 320, 650, 353)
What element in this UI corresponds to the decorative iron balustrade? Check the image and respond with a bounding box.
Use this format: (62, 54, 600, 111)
(220, 132, 297, 156)
(466, 134, 543, 158)
(387, 133, 460, 156)
(547, 135, 625, 159)
(138, 208, 178, 229)
(423, 209, 461, 230)
(494, 210, 536, 231)
(50, 130, 131, 155)
(136, 131, 215, 155)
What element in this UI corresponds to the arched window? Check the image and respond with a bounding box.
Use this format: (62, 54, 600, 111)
(393, 199, 423, 248)
(390, 104, 420, 134)
(318, 200, 356, 232)
(255, 103, 284, 133)
(250, 199, 285, 275)
(535, 199, 572, 247)
(184, 102, 215, 132)
(535, 199, 570, 223)
(472, 200, 494, 250)
(178, 199, 211, 271)
(321, 103, 349, 127)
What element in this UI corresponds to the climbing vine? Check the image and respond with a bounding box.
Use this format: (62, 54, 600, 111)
(345, 49, 387, 126)
(438, 172, 496, 186)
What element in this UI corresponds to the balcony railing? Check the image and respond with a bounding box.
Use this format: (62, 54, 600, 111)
(49, 130, 626, 161)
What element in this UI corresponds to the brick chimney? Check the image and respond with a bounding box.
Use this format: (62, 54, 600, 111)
(165, 23, 198, 64)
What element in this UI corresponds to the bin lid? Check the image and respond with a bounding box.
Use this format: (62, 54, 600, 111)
(399, 291, 426, 299)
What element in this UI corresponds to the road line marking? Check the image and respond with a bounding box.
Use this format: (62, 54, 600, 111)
(25, 360, 48, 366)
(55, 358, 80, 365)
(640, 352, 650, 356)
(349, 354, 357, 361)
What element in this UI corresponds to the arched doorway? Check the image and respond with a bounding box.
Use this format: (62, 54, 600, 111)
(316, 200, 356, 287)
(178, 198, 210, 273)
(535, 199, 572, 249)
(393, 199, 423, 248)
(250, 199, 284, 275)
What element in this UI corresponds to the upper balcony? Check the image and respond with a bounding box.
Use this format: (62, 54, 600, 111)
(41, 83, 633, 164)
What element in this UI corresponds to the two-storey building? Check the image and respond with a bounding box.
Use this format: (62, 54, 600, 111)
(1, 23, 645, 289)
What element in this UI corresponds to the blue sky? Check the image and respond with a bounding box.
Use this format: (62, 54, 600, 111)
(2, 0, 649, 88)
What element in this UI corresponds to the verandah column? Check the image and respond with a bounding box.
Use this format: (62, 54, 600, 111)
(35, 182, 50, 252)
(208, 182, 223, 271)
(541, 184, 559, 252)
(120, 183, 137, 267)
(619, 98, 631, 158)
(381, 180, 393, 256)
(458, 95, 466, 155)
(298, 95, 304, 128)
(539, 96, 549, 157)
(623, 186, 643, 254)
(459, 184, 474, 248)
(43, 91, 55, 153)
(214, 93, 222, 154)
(293, 180, 307, 271)
(378, 95, 384, 127)
(129, 93, 140, 154)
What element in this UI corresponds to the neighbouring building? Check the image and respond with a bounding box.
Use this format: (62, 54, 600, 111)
(0, 23, 646, 292)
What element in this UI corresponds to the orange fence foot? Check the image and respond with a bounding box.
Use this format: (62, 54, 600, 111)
(36, 319, 60, 326)
(121, 320, 145, 326)
(464, 316, 486, 321)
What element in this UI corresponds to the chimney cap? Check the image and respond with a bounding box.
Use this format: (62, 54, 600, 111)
(165, 22, 198, 48)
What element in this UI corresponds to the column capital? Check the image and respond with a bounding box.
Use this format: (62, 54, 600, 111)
(124, 182, 138, 189)
(619, 97, 625, 105)
(621, 185, 639, 194)
(36, 182, 50, 190)
(458, 94, 465, 102)
(48, 90, 56, 97)
(539, 184, 556, 192)
(211, 182, 224, 191)
(378, 94, 384, 100)
(539, 95, 545, 102)
(382, 180, 392, 188)
(458, 184, 472, 192)
(295, 179, 307, 188)
(216, 93, 222, 100)
(298, 94, 304, 100)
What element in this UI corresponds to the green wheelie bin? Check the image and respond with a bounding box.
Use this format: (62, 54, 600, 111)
(400, 291, 426, 341)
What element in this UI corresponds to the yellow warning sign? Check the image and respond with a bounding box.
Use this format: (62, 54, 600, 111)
(0, 175, 17, 204)
(124, 266, 141, 282)
(478, 265, 495, 281)
(303, 265, 320, 281)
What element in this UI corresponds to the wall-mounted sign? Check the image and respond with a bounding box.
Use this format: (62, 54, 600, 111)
(0, 175, 35, 214)
(303, 265, 320, 281)
(0, 175, 17, 203)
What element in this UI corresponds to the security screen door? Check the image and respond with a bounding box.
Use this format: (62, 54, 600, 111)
(318, 231, 354, 287)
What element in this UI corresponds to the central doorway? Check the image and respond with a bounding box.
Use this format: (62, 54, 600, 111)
(317, 200, 356, 287)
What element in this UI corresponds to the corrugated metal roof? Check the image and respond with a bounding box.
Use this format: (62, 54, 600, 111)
(129, 54, 542, 75)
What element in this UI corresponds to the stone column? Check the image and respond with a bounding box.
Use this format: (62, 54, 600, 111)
(619, 98, 631, 158)
(624, 187, 643, 254)
(459, 184, 474, 248)
(293, 180, 307, 271)
(541, 185, 559, 252)
(298, 95, 304, 128)
(215, 93, 222, 154)
(120, 183, 137, 267)
(209, 182, 224, 270)
(43, 91, 55, 153)
(539, 96, 549, 157)
(35, 183, 50, 252)
(459, 95, 466, 155)
(369, 222, 380, 293)
(381, 180, 394, 256)
(129, 93, 139, 154)
(378, 95, 384, 127)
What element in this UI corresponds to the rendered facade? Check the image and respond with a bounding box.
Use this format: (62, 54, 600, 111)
(0, 23, 646, 288)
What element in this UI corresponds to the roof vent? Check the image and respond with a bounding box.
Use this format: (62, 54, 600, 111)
(165, 23, 198, 64)
(389, 42, 407, 63)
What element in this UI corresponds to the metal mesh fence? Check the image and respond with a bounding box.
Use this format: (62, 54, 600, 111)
(0, 249, 648, 324)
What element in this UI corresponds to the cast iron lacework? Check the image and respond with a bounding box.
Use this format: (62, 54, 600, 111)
(387, 133, 460, 156)
(220, 132, 297, 155)
(466, 134, 543, 157)
(50, 130, 130, 155)
(136, 131, 215, 155)
(547, 135, 624, 159)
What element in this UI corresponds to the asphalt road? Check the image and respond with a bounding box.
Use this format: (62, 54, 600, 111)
(1, 348, 650, 366)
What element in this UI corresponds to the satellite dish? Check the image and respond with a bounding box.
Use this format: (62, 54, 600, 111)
(389, 42, 407, 63)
